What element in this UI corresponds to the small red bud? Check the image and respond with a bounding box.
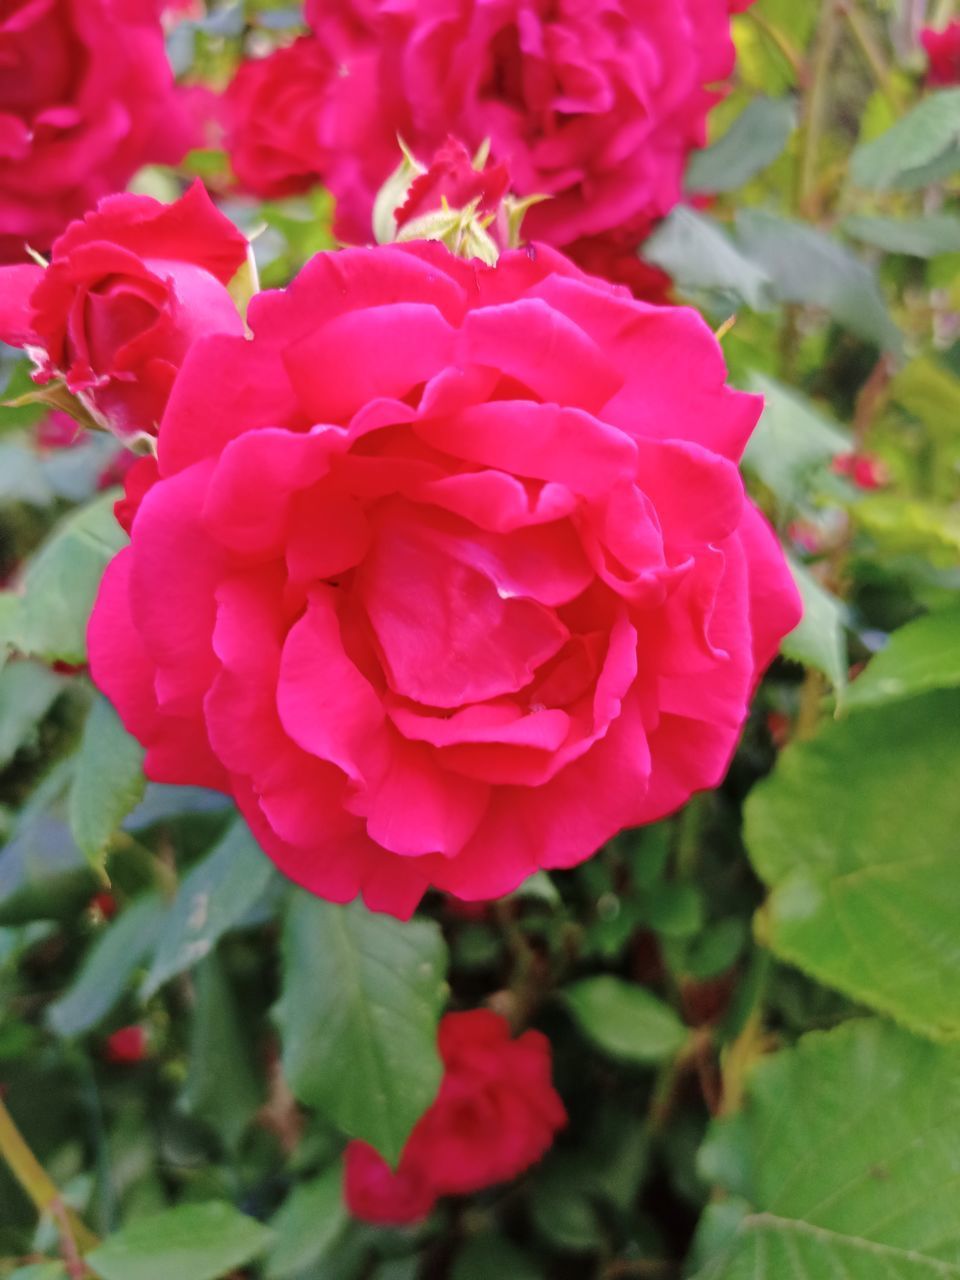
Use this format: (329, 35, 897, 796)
(91, 891, 118, 921)
(104, 1025, 148, 1064)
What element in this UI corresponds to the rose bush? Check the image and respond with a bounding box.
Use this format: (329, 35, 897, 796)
(0, 183, 249, 443)
(0, 0, 194, 262)
(88, 239, 800, 916)
(300, 0, 751, 283)
(344, 1010, 566, 1224)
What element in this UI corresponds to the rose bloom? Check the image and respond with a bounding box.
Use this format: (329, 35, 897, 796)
(0, 0, 195, 263)
(224, 36, 342, 199)
(302, 0, 751, 268)
(89, 240, 800, 917)
(345, 1010, 566, 1224)
(0, 183, 249, 443)
(922, 23, 960, 86)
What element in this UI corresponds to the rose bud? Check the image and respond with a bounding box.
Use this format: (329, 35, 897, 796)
(0, 183, 250, 445)
(90, 891, 118, 921)
(831, 452, 889, 491)
(104, 1025, 149, 1064)
(374, 137, 517, 264)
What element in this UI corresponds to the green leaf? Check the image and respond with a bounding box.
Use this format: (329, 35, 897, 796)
(736, 210, 902, 353)
(892, 357, 960, 440)
(852, 495, 960, 560)
(845, 608, 960, 710)
(227, 244, 259, 321)
(142, 819, 274, 997)
(0, 809, 98, 927)
(12, 490, 126, 665)
(686, 95, 797, 194)
(8, 1266, 68, 1280)
(0, 590, 18, 671)
(182, 954, 262, 1151)
(742, 373, 849, 508)
(745, 691, 960, 1040)
(507, 869, 561, 905)
(452, 1235, 544, 1280)
(266, 1163, 348, 1279)
(529, 1163, 604, 1253)
(851, 89, 960, 190)
(68, 694, 145, 873)
(843, 213, 960, 258)
(85, 1201, 273, 1280)
(47, 894, 165, 1037)
(0, 661, 65, 770)
(643, 208, 773, 310)
(781, 557, 848, 694)
(694, 1020, 960, 1278)
(699, 1217, 960, 1279)
(562, 975, 688, 1064)
(0, 442, 54, 508)
(642, 882, 704, 939)
(277, 893, 448, 1165)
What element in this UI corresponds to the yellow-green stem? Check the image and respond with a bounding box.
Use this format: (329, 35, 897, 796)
(745, 9, 807, 84)
(842, 1, 904, 112)
(800, 0, 842, 216)
(0, 1095, 98, 1255)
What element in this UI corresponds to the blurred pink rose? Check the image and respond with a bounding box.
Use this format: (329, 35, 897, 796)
(304, 0, 751, 260)
(345, 1011, 566, 1223)
(921, 22, 960, 85)
(0, 0, 195, 262)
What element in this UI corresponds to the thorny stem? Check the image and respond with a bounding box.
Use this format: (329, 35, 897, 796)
(841, 0, 905, 112)
(601, 1261, 679, 1279)
(745, 9, 807, 84)
(0, 1094, 98, 1266)
(649, 1028, 713, 1132)
(493, 900, 544, 1028)
(800, 0, 842, 216)
(852, 355, 894, 447)
(796, 668, 827, 739)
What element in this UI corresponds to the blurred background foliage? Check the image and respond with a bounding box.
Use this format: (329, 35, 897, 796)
(1, 0, 960, 1277)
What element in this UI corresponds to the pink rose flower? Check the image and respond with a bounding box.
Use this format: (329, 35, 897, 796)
(224, 36, 342, 200)
(921, 22, 960, 86)
(0, 183, 249, 443)
(303, 0, 750, 259)
(344, 1010, 566, 1224)
(0, 0, 196, 263)
(88, 241, 800, 917)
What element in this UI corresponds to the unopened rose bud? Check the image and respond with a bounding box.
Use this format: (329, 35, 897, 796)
(104, 1025, 149, 1065)
(373, 136, 541, 264)
(831, 452, 889, 491)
